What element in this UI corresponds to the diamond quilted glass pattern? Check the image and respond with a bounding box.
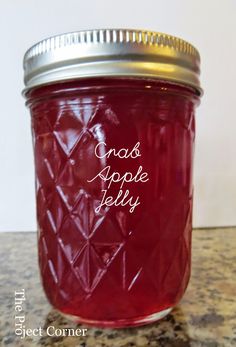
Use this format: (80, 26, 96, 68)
(31, 79, 197, 326)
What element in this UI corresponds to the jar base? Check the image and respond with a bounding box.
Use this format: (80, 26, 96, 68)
(58, 307, 173, 328)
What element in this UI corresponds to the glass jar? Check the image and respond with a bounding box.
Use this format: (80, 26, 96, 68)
(23, 29, 202, 328)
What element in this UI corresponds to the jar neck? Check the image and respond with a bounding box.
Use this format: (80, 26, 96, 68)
(24, 77, 200, 108)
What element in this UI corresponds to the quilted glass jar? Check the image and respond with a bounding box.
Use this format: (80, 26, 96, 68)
(23, 29, 202, 327)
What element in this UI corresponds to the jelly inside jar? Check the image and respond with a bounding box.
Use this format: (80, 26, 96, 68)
(28, 78, 199, 327)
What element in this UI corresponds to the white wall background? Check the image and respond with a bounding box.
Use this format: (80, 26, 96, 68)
(0, 0, 235, 231)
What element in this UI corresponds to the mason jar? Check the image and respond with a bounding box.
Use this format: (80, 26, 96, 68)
(23, 29, 202, 328)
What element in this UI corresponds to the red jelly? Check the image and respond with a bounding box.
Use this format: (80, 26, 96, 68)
(24, 29, 202, 327)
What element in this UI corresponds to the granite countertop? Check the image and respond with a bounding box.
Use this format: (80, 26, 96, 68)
(0, 228, 236, 347)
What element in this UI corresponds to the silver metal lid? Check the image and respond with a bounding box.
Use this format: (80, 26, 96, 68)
(23, 29, 202, 94)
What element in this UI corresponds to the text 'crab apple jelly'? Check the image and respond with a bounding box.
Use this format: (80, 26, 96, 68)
(23, 29, 202, 327)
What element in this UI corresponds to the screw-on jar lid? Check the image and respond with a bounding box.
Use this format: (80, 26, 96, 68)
(23, 28, 202, 94)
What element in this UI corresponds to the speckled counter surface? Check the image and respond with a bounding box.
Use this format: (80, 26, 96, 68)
(0, 228, 236, 347)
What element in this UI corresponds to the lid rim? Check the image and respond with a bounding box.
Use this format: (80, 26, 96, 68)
(23, 28, 202, 94)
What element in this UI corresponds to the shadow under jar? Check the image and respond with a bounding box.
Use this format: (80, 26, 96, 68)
(23, 29, 202, 328)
